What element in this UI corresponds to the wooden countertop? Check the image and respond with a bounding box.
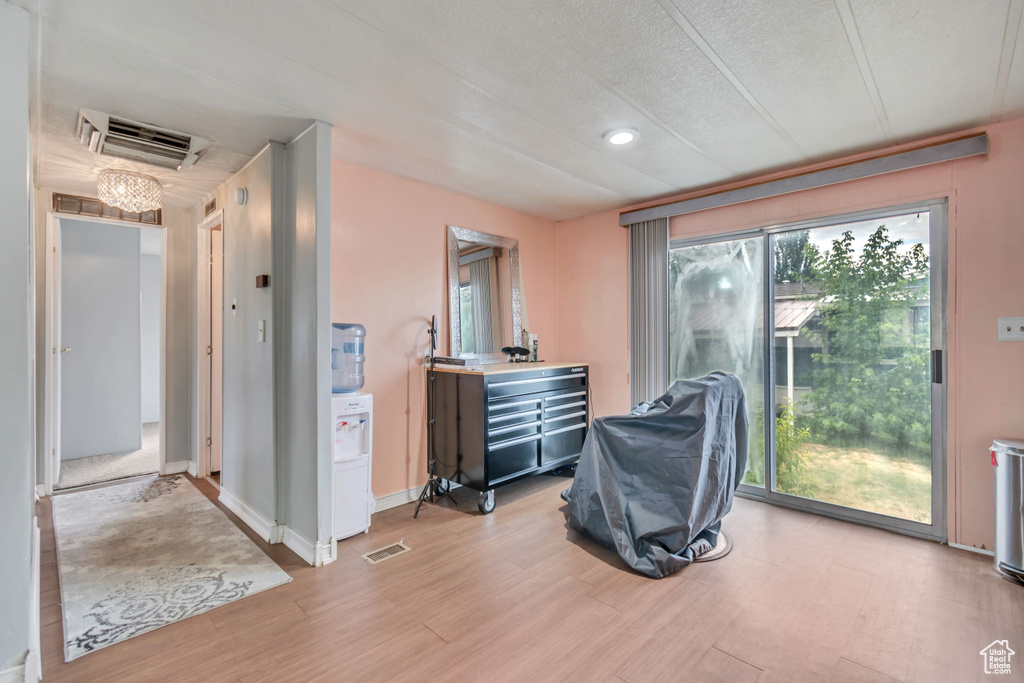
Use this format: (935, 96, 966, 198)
(431, 360, 588, 376)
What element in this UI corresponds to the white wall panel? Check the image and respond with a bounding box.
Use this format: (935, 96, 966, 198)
(219, 145, 279, 526)
(0, 1, 35, 671)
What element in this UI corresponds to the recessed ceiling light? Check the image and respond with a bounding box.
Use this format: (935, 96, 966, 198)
(604, 128, 638, 145)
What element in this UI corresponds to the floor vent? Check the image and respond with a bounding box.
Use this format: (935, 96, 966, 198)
(362, 540, 410, 565)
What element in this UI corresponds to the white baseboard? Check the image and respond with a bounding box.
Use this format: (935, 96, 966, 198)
(323, 538, 337, 565)
(0, 663, 25, 683)
(949, 541, 995, 557)
(34, 484, 44, 500)
(218, 487, 282, 544)
(281, 526, 336, 567)
(26, 517, 40, 682)
(375, 486, 421, 512)
(187, 460, 198, 477)
(282, 526, 314, 564)
(375, 481, 462, 513)
(163, 460, 189, 475)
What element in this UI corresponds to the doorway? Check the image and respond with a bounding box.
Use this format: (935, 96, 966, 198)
(668, 201, 946, 539)
(196, 209, 224, 483)
(44, 213, 166, 492)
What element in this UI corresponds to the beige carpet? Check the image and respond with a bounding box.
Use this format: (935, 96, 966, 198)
(56, 422, 160, 490)
(52, 475, 292, 661)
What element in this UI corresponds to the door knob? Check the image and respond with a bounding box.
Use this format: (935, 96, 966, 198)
(60, 346, 71, 353)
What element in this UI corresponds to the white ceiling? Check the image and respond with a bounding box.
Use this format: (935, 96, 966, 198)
(26, 0, 1024, 220)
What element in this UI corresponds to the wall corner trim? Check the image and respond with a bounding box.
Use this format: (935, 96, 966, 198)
(281, 526, 335, 566)
(282, 526, 315, 565)
(219, 487, 278, 543)
(0, 663, 27, 683)
(322, 538, 337, 565)
(948, 541, 995, 557)
(26, 517, 40, 682)
(163, 460, 189, 475)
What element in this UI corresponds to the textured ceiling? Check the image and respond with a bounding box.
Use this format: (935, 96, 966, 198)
(27, 0, 1024, 219)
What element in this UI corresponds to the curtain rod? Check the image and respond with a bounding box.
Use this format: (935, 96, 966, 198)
(619, 133, 988, 226)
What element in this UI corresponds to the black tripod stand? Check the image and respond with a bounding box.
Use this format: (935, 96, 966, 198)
(415, 315, 458, 518)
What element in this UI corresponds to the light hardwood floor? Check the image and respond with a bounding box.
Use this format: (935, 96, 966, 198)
(39, 474, 1023, 682)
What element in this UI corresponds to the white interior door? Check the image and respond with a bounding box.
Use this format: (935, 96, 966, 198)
(211, 227, 223, 473)
(60, 218, 142, 460)
(46, 214, 61, 488)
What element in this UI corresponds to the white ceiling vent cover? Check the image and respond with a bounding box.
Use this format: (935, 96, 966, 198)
(76, 108, 213, 171)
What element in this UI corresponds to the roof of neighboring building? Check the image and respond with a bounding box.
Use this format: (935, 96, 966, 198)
(775, 298, 818, 330)
(775, 282, 821, 298)
(685, 297, 818, 332)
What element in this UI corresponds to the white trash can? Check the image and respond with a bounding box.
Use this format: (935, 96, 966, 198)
(991, 438, 1024, 584)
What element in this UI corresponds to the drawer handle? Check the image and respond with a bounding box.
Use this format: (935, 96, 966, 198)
(489, 373, 585, 388)
(544, 410, 586, 424)
(543, 391, 586, 402)
(489, 409, 541, 424)
(546, 423, 587, 436)
(489, 420, 541, 437)
(490, 433, 543, 450)
(487, 398, 541, 411)
(544, 401, 586, 413)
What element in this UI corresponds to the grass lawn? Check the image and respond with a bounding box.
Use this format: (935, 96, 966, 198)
(776, 443, 931, 522)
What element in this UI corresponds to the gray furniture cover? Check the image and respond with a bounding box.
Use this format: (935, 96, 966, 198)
(563, 372, 748, 578)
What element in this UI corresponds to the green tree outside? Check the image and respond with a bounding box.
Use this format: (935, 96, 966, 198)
(800, 225, 931, 457)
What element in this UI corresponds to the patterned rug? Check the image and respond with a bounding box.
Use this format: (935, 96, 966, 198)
(52, 475, 292, 661)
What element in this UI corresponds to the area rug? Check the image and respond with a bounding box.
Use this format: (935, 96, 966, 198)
(55, 422, 160, 490)
(52, 475, 292, 661)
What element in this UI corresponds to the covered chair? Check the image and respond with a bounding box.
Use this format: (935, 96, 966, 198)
(563, 372, 748, 578)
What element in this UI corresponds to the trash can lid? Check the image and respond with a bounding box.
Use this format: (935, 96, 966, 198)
(991, 438, 1024, 456)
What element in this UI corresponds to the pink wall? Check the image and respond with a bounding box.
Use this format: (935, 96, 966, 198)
(331, 160, 558, 499)
(554, 118, 1024, 550)
(555, 209, 632, 419)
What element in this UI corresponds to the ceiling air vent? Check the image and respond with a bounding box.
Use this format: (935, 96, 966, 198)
(76, 108, 213, 171)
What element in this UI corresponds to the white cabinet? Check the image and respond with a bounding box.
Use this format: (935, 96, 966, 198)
(332, 394, 373, 540)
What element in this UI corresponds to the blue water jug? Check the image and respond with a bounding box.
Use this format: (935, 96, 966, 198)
(332, 323, 366, 393)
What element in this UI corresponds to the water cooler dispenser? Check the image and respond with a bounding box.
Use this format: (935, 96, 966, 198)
(332, 323, 366, 394)
(332, 393, 374, 540)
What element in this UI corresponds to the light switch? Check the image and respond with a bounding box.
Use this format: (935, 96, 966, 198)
(258, 319, 266, 342)
(997, 317, 1024, 341)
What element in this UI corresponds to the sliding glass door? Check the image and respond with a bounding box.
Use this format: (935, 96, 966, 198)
(669, 236, 765, 486)
(669, 202, 946, 538)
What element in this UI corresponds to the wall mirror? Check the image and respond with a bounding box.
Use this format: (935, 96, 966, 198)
(447, 225, 524, 362)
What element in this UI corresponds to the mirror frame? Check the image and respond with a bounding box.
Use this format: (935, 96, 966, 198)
(447, 224, 522, 362)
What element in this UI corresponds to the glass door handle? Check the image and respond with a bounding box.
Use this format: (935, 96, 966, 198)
(931, 349, 942, 384)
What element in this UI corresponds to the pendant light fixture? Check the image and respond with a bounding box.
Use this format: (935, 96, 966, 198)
(97, 169, 163, 213)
